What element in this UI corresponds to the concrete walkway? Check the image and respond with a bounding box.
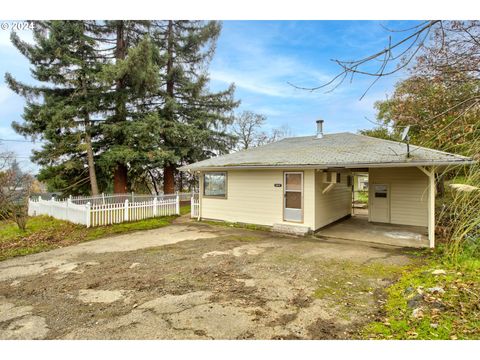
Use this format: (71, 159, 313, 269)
(316, 215, 429, 248)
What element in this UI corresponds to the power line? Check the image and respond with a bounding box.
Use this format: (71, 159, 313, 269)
(0, 138, 37, 143)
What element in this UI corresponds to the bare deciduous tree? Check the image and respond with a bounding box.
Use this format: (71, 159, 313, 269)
(232, 111, 267, 150)
(0, 151, 34, 230)
(232, 111, 293, 150)
(290, 21, 442, 98)
(256, 124, 293, 147)
(291, 21, 480, 98)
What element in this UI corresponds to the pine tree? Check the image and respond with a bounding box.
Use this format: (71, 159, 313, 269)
(147, 20, 238, 194)
(94, 20, 161, 193)
(5, 21, 106, 195)
(6, 20, 237, 196)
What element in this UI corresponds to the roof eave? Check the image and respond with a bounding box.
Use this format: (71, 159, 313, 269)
(179, 159, 476, 172)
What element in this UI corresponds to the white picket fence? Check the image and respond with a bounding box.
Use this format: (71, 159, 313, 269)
(28, 194, 180, 227)
(69, 192, 192, 205)
(28, 197, 88, 225)
(191, 193, 200, 219)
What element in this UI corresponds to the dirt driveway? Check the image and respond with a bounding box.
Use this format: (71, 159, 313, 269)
(0, 220, 421, 339)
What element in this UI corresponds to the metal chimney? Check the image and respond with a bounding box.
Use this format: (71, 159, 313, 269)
(316, 119, 324, 138)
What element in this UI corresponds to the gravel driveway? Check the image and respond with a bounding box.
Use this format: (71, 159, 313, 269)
(0, 221, 420, 339)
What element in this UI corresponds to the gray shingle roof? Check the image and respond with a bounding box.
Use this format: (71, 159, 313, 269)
(180, 132, 474, 171)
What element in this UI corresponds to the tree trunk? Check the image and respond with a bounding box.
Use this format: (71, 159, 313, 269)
(162, 21, 177, 195)
(79, 46, 100, 197)
(166, 20, 174, 98)
(163, 20, 176, 194)
(148, 169, 159, 195)
(113, 162, 128, 193)
(435, 173, 445, 197)
(113, 164, 128, 193)
(163, 164, 175, 194)
(113, 20, 128, 193)
(179, 170, 183, 192)
(84, 122, 99, 195)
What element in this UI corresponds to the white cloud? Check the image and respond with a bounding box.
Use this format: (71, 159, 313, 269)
(0, 85, 12, 104)
(209, 24, 336, 99)
(211, 69, 288, 98)
(252, 106, 283, 117)
(211, 54, 332, 99)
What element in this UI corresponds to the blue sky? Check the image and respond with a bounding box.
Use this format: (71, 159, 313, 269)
(0, 20, 417, 173)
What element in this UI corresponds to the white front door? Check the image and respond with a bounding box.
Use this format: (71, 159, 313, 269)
(370, 184, 390, 223)
(284, 172, 303, 222)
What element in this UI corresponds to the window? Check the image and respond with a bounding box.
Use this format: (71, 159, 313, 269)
(285, 173, 302, 209)
(203, 172, 227, 197)
(347, 175, 352, 187)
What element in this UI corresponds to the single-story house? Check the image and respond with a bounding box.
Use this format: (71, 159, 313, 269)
(180, 121, 474, 248)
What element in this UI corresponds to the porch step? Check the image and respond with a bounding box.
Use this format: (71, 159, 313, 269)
(272, 223, 311, 236)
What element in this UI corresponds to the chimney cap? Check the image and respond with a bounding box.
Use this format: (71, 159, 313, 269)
(316, 119, 324, 139)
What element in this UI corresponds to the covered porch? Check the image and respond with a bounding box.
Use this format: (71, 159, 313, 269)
(315, 213, 429, 248)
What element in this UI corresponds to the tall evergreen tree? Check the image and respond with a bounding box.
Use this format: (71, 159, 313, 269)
(6, 20, 237, 195)
(148, 20, 238, 194)
(94, 20, 161, 193)
(5, 21, 106, 195)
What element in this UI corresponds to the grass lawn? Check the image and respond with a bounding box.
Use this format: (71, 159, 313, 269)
(362, 246, 480, 339)
(0, 204, 191, 261)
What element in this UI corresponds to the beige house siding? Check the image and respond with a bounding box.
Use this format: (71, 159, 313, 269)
(314, 170, 352, 230)
(369, 167, 428, 227)
(303, 170, 316, 228)
(198, 167, 429, 231)
(200, 169, 316, 229)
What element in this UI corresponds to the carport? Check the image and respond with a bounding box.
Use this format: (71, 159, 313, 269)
(315, 213, 429, 248)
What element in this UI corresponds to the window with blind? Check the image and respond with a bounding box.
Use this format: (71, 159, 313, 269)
(203, 172, 227, 197)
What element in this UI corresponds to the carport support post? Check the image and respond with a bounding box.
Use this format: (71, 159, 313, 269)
(418, 166, 436, 248)
(197, 171, 202, 220)
(428, 169, 435, 248)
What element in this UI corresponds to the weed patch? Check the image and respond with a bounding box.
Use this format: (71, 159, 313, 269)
(362, 254, 480, 339)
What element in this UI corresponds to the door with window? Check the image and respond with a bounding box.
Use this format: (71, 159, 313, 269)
(284, 172, 303, 222)
(370, 184, 390, 223)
